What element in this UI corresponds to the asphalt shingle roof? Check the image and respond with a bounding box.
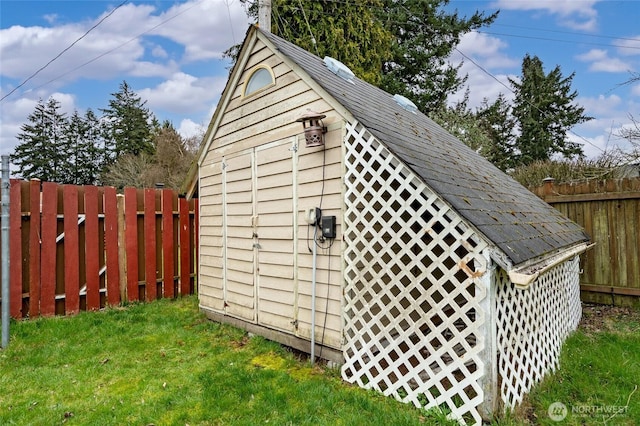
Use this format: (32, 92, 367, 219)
(260, 28, 589, 267)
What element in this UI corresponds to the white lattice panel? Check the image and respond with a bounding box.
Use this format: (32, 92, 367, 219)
(341, 121, 491, 425)
(496, 256, 581, 408)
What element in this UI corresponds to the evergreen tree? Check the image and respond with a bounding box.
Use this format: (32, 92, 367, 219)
(431, 91, 491, 153)
(379, 0, 498, 114)
(239, 0, 496, 112)
(510, 55, 592, 165)
(475, 94, 516, 171)
(101, 81, 156, 162)
(240, 0, 391, 85)
(11, 97, 69, 182)
(64, 108, 104, 185)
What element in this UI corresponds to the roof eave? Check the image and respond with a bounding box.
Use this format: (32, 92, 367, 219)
(504, 242, 594, 289)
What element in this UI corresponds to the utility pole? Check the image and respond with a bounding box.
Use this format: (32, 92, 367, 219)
(258, 0, 271, 32)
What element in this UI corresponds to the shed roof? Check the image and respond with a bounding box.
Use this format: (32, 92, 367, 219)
(257, 27, 589, 269)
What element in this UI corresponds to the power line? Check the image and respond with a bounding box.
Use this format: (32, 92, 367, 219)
(492, 22, 640, 43)
(1, 1, 128, 103)
(475, 30, 640, 51)
(279, 2, 640, 52)
(2, 0, 205, 101)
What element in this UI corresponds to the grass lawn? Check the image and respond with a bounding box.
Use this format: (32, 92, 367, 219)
(520, 304, 640, 425)
(1, 296, 638, 425)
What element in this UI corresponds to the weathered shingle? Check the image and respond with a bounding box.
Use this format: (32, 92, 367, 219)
(261, 29, 589, 267)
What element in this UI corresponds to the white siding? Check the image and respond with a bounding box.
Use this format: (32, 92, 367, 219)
(198, 38, 344, 351)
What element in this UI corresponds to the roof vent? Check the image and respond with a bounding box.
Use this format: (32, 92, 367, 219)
(323, 56, 355, 83)
(393, 94, 418, 113)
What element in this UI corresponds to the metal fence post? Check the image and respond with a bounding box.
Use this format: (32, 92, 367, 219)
(1, 155, 10, 349)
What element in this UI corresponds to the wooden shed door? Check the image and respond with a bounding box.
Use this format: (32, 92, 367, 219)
(222, 151, 256, 321)
(222, 140, 296, 329)
(255, 142, 296, 333)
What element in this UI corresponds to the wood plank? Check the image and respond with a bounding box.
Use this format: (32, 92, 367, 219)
(179, 197, 191, 296)
(226, 178, 252, 194)
(162, 189, 175, 298)
(124, 187, 139, 302)
(255, 213, 293, 227)
(226, 257, 254, 274)
(28, 179, 40, 317)
(224, 74, 308, 122)
(226, 285, 255, 303)
(40, 182, 57, 316)
(256, 310, 294, 333)
(257, 186, 293, 203)
(144, 189, 157, 301)
(259, 250, 294, 266)
(226, 269, 254, 286)
(545, 191, 640, 203)
(104, 187, 120, 306)
(258, 276, 295, 296)
(214, 98, 330, 149)
(9, 180, 23, 318)
(85, 186, 101, 311)
(580, 284, 640, 297)
(258, 227, 294, 240)
(258, 262, 293, 280)
(226, 225, 253, 239)
(190, 198, 198, 293)
(226, 236, 254, 251)
(628, 198, 640, 288)
(63, 185, 80, 314)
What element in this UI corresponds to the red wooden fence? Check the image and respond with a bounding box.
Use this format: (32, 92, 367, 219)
(0, 180, 198, 318)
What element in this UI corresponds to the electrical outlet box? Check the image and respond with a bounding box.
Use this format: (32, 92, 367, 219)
(321, 216, 336, 239)
(305, 207, 321, 226)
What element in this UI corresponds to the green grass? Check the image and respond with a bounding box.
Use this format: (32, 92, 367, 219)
(517, 305, 640, 425)
(0, 297, 442, 426)
(1, 298, 638, 425)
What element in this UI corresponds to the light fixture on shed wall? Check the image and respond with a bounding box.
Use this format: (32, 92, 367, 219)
(296, 110, 327, 148)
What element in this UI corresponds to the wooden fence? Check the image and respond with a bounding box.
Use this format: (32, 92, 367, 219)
(530, 177, 640, 306)
(0, 180, 198, 318)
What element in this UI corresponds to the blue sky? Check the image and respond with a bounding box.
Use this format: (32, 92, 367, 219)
(1, 0, 639, 160)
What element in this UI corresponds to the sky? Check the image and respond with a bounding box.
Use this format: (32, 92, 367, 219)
(1, 0, 639, 161)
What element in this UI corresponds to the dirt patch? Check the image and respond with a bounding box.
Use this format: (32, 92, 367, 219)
(579, 303, 640, 335)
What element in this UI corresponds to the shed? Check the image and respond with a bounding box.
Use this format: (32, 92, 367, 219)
(188, 25, 590, 424)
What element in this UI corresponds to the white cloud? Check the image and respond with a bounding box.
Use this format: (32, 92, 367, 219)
(43, 14, 58, 25)
(491, 0, 599, 31)
(457, 32, 519, 69)
(177, 118, 205, 140)
(448, 32, 519, 109)
(615, 35, 640, 57)
(151, 45, 169, 59)
(576, 49, 632, 73)
(148, 0, 251, 61)
(0, 92, 79, 155)
(0, 0, 249, 158)
(138, 72, 228, 115)
(572, 94, 638, 157)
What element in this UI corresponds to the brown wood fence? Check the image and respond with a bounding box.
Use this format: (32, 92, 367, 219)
(530, 177, 640, 305)
(0, 179, 199, 318)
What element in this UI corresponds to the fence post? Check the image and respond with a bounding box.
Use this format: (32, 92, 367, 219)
(1, 156, 10, 348)
(542, 176, 556, 199)
(117, 194, 127, 301)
